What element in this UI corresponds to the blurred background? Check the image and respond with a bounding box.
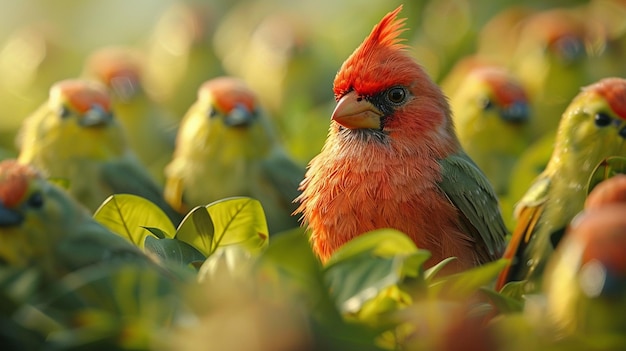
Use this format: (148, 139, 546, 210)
(0, 0, 619, 167)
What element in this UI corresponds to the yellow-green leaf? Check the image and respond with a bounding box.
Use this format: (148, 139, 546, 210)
(428, 259, 508, 300)
(324, 229, 430, 315)
(175, 197, 269, 257)
(93, 194, 176, 248)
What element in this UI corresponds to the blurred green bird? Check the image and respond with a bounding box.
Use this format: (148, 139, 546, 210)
(82, 45, 177, 185)
(16, 79, 182, 224)
(142, 2, 226, 119)
(543, 174, 626, 341)
(509, 7, 603, 140)
(0, 159, 187, 349)
(446, 60, 532, 196)
(0, 159, 156, 278)
(164, 76, 305, 235)
(496, 77, 626, 292)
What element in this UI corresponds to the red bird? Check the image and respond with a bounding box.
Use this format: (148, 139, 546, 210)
(295, 6, 507, 273)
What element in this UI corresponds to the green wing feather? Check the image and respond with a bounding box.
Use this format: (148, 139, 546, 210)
(438, 152, 508, 262)
(260, 148, 306, 212)
(100, 156, 183, 225)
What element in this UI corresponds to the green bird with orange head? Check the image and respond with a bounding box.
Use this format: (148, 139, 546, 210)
(16, 79, 181, 224)
(496, 77, 626, 292)
(295, 6, 507, 273)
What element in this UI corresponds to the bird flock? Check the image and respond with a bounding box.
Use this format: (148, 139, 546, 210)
(1, 0, 626, 350)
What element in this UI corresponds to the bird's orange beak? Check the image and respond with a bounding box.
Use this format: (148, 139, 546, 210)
(332, 91, 383, 129)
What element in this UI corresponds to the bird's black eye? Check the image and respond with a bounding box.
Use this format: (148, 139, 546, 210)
(386, 87, 407, 105)
(619, 127, 626, 139)
(27, 192, 44, 208)
(594, 112, 612, 127)
(208, 106, 219, 118)
(59, 106, 71, 118)
(479, 97, 494, 110)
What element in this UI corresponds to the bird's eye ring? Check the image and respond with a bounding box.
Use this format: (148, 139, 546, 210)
(27, 192, 44, 209)
(594, 112, 612, 127)
(386, 87, 407, 105)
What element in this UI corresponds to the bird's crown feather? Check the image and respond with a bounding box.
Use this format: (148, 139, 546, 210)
(333, 5, 411, 98)
(584, 78, 626, 120)
(0, 160, 41, 209)
(50, 79, 112, 114)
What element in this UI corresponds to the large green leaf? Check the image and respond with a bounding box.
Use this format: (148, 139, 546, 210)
(175, 197, 269, 257)
(324, 229, 430, 315)
(479, 287, 524, 314)
(428, 259, 508, 300)
(144, 236, 206, 267)
(255, 228, 343, 325)
(586, 156, 626, 195)
(93, 194, 176, 248)
(196, 246, 254, 283)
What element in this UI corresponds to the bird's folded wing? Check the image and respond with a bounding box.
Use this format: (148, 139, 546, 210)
(438, 152, 508, 261)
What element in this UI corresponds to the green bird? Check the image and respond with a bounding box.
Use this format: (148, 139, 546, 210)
(16, 78, 182, 224)
(0, 159, 155, 279)
(509, 7, 600, 140)
(496, 77, 626, 292)
(164, 76, 305, 235)
(543, 175, 626, 341)
(447, 62, 532, 196)
(82, 46, 177, 185)
(0, 159, 187, 349)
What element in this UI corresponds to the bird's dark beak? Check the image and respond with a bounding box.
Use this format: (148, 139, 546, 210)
(79, 104, 113, 128)
(224, 104, 255, 127)
(332, 91, 383, 130)
(0, 202, 23, 227)
(501, 101, 530, 124)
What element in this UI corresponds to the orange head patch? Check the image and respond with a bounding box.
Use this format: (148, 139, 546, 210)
(50, 79, 112, 114)
(473, 67, 529, 107)
(198, 77, 257, 113)
(584, 78, 626, 120)
(85, 47, 141, 88)
(333, 6, 414, 99)
(0, 160, 41, 209)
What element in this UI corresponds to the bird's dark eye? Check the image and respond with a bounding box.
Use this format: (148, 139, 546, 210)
(59, 106, 71, 118)
(208, 106, 219, 118)
(27, 192, 44, 208)
(619, 127, 626, 139)
(386, 87, 407, 105)
(594, 112, 612, 127)
(479, 97, 494, 110)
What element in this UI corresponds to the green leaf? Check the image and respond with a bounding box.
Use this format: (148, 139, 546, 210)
(93, 194, 176, 247)
(175, 197, 269, 257)
(324, 229, 430, 315)
(479, 287, 524, 314)
(197, 246, 254, 283)
(142, 227, 168, 239)
(424, 257, 457, 282)
(498, 280, 528, 302)
(144, 236, 206, 266)
(428, 259, 508, 300)
(586, 156, 626, 195)
(255, 228, 343, 325)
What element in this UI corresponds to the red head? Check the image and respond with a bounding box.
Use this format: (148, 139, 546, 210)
(50, 79, 112, 115)
(198, 77, 257, 114)
(85, 47, 142, 91)
(0, 160, 41, 209)
(330, 6, 454, 152)
(583, 77, 626, 120)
